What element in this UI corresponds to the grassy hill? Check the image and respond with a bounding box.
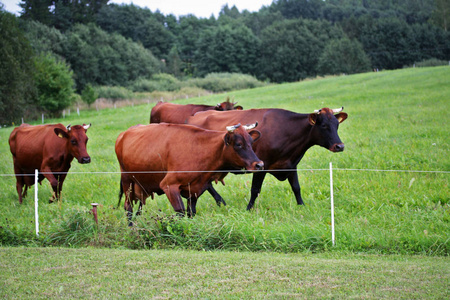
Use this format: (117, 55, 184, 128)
(0, 66, 449, 254)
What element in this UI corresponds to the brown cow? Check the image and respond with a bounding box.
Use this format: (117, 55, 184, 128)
(150, 98, 243, 124)
(115, 123, 263, 223)
(9, 123, 91, 203)
(188, 107, 348, 210)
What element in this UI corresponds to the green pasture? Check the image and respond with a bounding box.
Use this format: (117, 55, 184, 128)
(0, 66, 449, 254)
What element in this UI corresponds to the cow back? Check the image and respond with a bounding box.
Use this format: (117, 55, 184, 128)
(150, 102, 213, 124)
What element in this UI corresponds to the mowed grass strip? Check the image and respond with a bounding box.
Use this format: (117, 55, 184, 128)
(0, 247, 449, 299)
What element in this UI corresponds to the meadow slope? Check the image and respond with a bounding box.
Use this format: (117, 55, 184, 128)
(0, 67, 449, 254)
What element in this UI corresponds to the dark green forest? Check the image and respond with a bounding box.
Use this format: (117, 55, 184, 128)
(1, 0, 449, 124)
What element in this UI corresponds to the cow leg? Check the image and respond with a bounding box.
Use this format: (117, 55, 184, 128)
(15, 178, 24, 204)
(13, 165, 25, 204)
(247, 172, 267, 210)
(41, 166, 59, 203)
(163, 185, 185, 216)
(187, 195, 198, 218)
(207, 183, 226, 206)
(55, 173, 67, 201)
(22, 185, 28, 198)
(287, 171, 304, 205)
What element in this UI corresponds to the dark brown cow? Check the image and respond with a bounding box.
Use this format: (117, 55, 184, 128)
(188, 107, 348, 210)
(9, 123, 91, 203)
(115, 123, 263, 222)
(150, 99, 243, 124)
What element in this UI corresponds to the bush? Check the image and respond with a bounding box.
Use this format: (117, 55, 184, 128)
(412, 58, 449, 68)
(186, 73, 266, 92)
(95, 86, 133, 101)
(81, 83, 98, 108)
(33, 53, 75, 115)
(129, 74, 181, 92)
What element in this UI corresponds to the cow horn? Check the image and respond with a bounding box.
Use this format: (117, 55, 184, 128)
(242, 122, 258, 130)
(66, 124, 71, 131)
(332, 107, 344, 114)
(226, 123, 241, 132)
(83, 123, 91, 130)
(313, 109, 322, 114)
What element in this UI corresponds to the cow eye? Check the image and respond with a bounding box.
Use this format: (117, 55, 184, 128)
(71, 140, 78, 145)
(236, 142, 243, 149)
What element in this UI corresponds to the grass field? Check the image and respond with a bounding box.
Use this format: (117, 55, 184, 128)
(1, 247, 449, 299)
(0, 67, 449, 255)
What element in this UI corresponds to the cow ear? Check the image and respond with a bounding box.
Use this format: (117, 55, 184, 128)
(235, 105, 243, 110)
(223, 132, 232, 146)
(335, 112, 348, 123)
(54, 128, 69, 139)
(309, 113, 318, 125)
(249, 130, 261, 142)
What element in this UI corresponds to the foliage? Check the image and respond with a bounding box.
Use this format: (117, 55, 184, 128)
(22, 19, 66, 56)
(64, 23, 163, 91)
(0, 10, 36, 125)
(96, 3, 175, 58)
(259, 18, 344, 82)
(81, 83, 98, 108)
(13, 0, 450, 85)
(430, 0, 450, 31)
(19, 0, 109, 31)
(33, 53, 75, 115)
(317, 37, 372, 75)
(194, 23, 261, 77)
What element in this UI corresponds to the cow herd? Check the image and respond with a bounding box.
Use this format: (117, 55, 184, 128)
(8, 98, 347, 223)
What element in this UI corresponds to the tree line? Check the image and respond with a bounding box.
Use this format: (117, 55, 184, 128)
(1, 0, 449, 125)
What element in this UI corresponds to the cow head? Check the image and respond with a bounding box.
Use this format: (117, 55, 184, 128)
(54, 124, 91, 164)
(309, 107, 347, 152)
(215, 98, 243, 111)
(223, 123, 263, 171)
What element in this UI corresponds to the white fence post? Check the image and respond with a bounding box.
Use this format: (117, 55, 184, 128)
(330, 162, 335, 246)
(34, 169, 39, 237)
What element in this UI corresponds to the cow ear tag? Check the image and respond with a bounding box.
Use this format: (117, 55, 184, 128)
(58, 133, 64, 138)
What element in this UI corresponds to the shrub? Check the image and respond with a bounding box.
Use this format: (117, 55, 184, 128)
(81, 83, 98, 108)
(413, 58, 449, 67)
(129, 73, 181, 92)
(95, 86, 133, 101)
(186, 73, 266, 92)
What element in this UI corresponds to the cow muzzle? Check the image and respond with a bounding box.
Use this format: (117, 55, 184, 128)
(79, 156, 91, 164)
(250, 161, 264, 171)
(330, 143, 345, 152)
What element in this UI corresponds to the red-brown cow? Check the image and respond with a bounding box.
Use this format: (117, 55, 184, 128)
(150, 99, 243, 124)
(188, 107, 348, 210)
(115, 123, 263, 222)
(9, 123, 91, 203)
